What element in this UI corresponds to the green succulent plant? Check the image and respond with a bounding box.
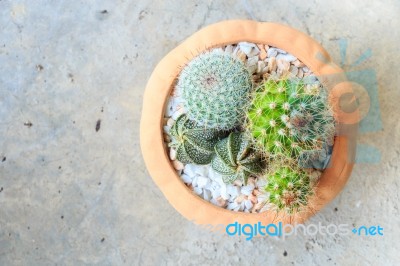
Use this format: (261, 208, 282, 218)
(169, 114, 227, 165)
(177, 50, 253, 130)
(246, 78, 335, 163)
(263, 162, 313, 214)
(211, 132, 264, 184)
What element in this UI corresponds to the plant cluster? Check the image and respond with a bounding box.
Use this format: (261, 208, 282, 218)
(169, 48, 336, 214)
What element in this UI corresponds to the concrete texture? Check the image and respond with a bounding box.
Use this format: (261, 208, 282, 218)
(0, 0, 399, 265)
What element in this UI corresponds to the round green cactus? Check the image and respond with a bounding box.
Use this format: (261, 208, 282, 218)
(177, 50, 253, 130)
(263, 162, 313, 214)
(211, 132, 264, 184)
(246, 78, 335, 161)
(169, 114, 227, 165)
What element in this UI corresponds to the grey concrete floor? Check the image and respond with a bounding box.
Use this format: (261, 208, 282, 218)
(1, 0, 399, 265)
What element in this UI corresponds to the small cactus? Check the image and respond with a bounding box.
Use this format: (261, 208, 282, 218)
(177, 50, 253, 130)
(263, 162, 314, 214)
(246, 78, 335, 164)
(211, 132, 264, 184)
(169, 114, 227, 165)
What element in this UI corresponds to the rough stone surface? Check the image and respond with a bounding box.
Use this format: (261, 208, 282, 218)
(0, 0, 399, 265)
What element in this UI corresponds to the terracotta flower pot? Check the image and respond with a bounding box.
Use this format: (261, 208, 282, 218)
(140, 20, 358, 227)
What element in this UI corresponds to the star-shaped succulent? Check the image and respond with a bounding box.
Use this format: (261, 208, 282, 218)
(211, 132, 264, 184)
(169, 114, 227, 165)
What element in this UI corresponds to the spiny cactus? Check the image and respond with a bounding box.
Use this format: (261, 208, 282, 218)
(169, 114, 227, 165)
(263, 162, 314, 214)
(177, 50, 253, 130)
(211, 132, 264, 184)
(246, 78, 335, 162)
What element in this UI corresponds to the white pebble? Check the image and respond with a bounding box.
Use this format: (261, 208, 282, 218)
(203, 189, 211, 201)
(169, 148, 176, 160)
(191, 175, 198, 187)
(210, 182, 221, 198)
(216, 197, 227, 207)
(244, 199, 253, 210)
(267, 48, 278, 57)
(257, 61, 266, 73)
(305, 74, 318, 83)
(256, 178, 267, 188)
(235, 194, 246, 204)
(275, 48, 288, 54)
(220, 183, 229, 200)
(276, 53, 297, 62)
(262, 66, 269, 73)
(227, 202, 239, 210)
(227, 184, 240, 198)
(171, 108, 184, 120)
(241, 184, 255, 196)
(184, 164, 197, 177)
(233, 179, 243, 187)
(173, 93, 183, 100)
(213, 47, 224, 54)
(239, 201, 245, 211)
(194, 187, 202, 195)
(233, 45, 240, 55)
(257, 194, 269, 202)
(277, 59, 290, 72)
(210, 198, 219, 206)
(213, 172, 225, 186)
(225, 45, 234, 54)
(238, 42, 259, 57)
(203, 181, 212, 191)
(167, 118, 174, 127)
(181, 174, 192, 184)
(211, 189, 221, 199)
(165, 98, 174, 117)
(212, 173, 230, 200)
(163, 125, 171, 133)
(172, 160, 184, 170)
(208, 168, 219, 181)
(194, 165, 208, 176)
(196, 175, 209, 189)
(247, 55, 259, 67)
